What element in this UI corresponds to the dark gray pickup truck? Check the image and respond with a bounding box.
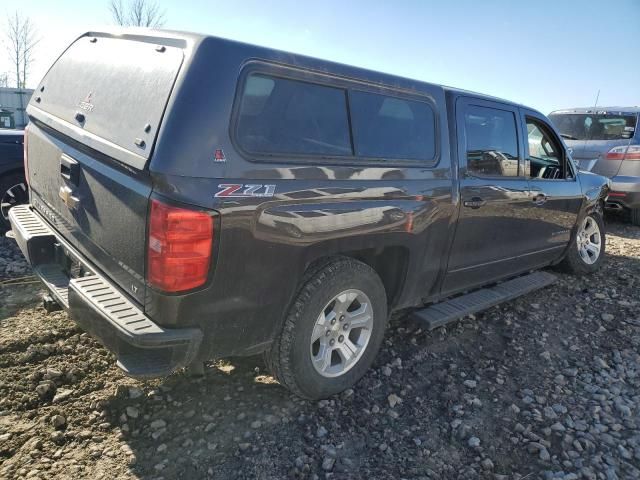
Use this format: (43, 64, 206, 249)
(8, 30, 609, 399)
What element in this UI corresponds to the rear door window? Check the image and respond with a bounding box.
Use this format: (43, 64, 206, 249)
(236, 74, 352, 156)
(349, 91, 436, 160)
(463, 105, 520, 177)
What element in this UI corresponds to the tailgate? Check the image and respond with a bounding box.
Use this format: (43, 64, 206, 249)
(24, 33, 185, 304)
(32, 34, 183, 168)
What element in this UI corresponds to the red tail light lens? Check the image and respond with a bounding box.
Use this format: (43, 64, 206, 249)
(624, 146, 640, 160)
(23, 125, 29, 186)
(606, 145, 640, 161)
(147, 198, 214, 292)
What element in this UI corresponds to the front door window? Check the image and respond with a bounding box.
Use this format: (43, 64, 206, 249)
(526, 118, 570, 179)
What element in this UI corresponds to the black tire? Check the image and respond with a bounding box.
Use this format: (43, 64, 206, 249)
(0, 172, 28, 233)
(559, 212, 605, 275)
(631, 208, 640, 227)
(265, 257, 388, 399)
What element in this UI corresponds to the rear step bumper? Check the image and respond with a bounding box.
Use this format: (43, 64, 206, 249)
(8, 204, 202, 378)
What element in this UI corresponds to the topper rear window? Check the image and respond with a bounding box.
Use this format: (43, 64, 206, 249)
(350, 91, 436, 160)
(236, 74, 352, 157)
(235, 72, 437, 163)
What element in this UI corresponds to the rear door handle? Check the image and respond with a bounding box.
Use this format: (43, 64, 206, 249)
(532, 193, 547, 206)
(463, 197, 486, 209)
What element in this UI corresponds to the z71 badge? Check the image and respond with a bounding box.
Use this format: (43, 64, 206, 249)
(215, 184, 276, 198)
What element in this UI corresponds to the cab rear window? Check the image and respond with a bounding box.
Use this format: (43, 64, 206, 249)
(235, 72, 437, 162)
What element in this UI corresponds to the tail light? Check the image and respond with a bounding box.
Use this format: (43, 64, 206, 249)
(23, 125, 29, 186)
(147, 198, 214, 292)
(606, 145, 640, 161)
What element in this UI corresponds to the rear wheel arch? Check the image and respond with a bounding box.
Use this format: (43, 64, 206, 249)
(302, 246, 410, 310)
(264, 246, 409, 355)
(265, 256, 389, 398)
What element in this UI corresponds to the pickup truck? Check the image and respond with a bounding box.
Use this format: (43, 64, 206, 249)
(8, 30, 609, 399)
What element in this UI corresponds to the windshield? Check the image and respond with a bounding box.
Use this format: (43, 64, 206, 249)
(548, 113, 637, 141)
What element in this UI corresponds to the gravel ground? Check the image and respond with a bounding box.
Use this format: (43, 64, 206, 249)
(0, 218, 639, 480)
(0, 234, 30, 280)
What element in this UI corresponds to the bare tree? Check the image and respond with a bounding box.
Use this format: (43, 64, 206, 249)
(0, 73, 8, 88)
(20, 19, 37, 89)
(3, 12, 38, 88)
(109, 0, 166, 28)
(5, 13, 21, 88)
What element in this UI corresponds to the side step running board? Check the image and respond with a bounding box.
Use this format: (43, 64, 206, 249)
(412, 271, 556, 330)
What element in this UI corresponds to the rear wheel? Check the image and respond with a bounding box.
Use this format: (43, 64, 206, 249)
(266, 258, 387, 399)
(631, 208, 640, 227)
(559, 213, 605, 274)
(0, 173, 28, 232)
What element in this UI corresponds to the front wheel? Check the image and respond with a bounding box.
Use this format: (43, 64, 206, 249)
(559, 213, 606, 274)
(266, 258, 388, 399)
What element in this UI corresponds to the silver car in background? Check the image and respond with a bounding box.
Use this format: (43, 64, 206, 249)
(549, 107, 640, 225)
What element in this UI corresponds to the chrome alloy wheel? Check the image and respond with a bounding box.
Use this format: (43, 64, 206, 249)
(576, 216, 602, 265)
(310, 289, 374, 378)
(1, 182, 28, 221)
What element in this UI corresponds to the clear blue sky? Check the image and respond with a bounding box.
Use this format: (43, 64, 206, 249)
(2, 0, 639, 114)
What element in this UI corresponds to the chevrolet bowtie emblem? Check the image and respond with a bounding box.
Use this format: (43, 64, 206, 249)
(59, 185, 79, 209)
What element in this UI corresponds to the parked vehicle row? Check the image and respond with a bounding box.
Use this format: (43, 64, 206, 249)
(0, 129, 27, 232)
(548, 107, 640, 225)
(8, 30, 610, 398)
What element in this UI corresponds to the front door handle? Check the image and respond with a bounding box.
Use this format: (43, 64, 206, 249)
(463, 197, 486, 209)
(532, 193, 547, 206)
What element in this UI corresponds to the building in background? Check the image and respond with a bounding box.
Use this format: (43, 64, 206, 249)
(0, 88, 34, 129)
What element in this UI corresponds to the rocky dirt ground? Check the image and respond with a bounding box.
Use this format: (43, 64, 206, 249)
(0, 217, 639, 480)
